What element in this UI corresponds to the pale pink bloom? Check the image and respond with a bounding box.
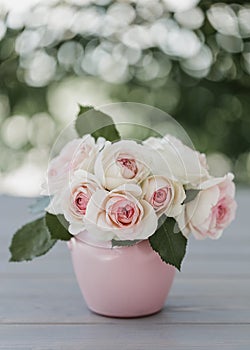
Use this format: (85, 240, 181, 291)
(177, 173, 237, 240)
(84, 184, 158, 241)
(116, 153, 138, 179)
(143, 134, 209, 185)
(42, 135, 104, 195)
(142, 175, 185, 217)
(94, 140, 152, 190)
(46, 170, 102, 235)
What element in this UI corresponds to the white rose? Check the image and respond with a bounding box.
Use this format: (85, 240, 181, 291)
(46, 170, 102, 235)
(176, 173, 237, 240)
(42, 135, 104, 195)
(143, 134, 209, 185)
(142, 175, 186, 217)
(84, 184, 158, 241)
(94, 140, 152, 190)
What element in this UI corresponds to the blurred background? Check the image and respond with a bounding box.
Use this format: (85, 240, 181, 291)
(0, 0, 249, 196)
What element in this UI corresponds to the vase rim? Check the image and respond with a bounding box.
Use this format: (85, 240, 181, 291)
(73, 230, 143, 250)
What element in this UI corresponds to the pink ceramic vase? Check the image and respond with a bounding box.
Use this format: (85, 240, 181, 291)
(68, 233, 176, 318)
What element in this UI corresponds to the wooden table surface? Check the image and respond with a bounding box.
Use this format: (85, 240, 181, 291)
(1, 189, 250, 349)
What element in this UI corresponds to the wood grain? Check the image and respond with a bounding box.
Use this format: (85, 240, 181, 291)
(0, 324, 250, 350)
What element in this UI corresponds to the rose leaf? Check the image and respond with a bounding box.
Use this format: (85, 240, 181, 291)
(149, 217, 187, 271)
(9, 217, 56, 262)
(45, 213, 72, 241)
(75, 105, 120, 142)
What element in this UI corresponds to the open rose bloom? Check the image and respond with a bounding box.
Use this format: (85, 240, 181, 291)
(9, 106, 237, 271)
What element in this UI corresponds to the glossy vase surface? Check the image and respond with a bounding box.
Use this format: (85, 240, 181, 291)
(68, 234, 176, 318)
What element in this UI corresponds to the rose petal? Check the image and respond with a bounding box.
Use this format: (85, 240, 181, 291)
(112, 183, 142, 198)
(186, 186, 220, 227)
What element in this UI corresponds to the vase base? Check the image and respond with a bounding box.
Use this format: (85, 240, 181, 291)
(87, 305, 165, 318)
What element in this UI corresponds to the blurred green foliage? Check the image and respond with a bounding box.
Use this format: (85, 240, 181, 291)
(0, 0, 250, 191)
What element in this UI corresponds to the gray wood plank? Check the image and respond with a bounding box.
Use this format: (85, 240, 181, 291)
(0, 324, 250, 350)
(1, 275, 250, 324)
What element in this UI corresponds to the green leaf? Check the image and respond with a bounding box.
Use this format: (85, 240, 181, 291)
(9, 217, 56, 262)
(183, 189, 200, 204)
(112, 239, 141, 247)
(29, 196, 50, 214)
(149, 217, 187, 271)
(75, 105, 120, 142)
(45, 213, 72, 241)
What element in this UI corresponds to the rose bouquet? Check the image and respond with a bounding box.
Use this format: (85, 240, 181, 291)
(9, 106, 237, 271)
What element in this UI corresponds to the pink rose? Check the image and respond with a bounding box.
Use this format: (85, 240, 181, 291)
(46, 170, 102, 235)
(42, 135, 104, 195)
(177, 173, 237, 239)
(142, 175, 185, 217)
(84, 184, 158, 241)
(94, 140, 152, 190)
